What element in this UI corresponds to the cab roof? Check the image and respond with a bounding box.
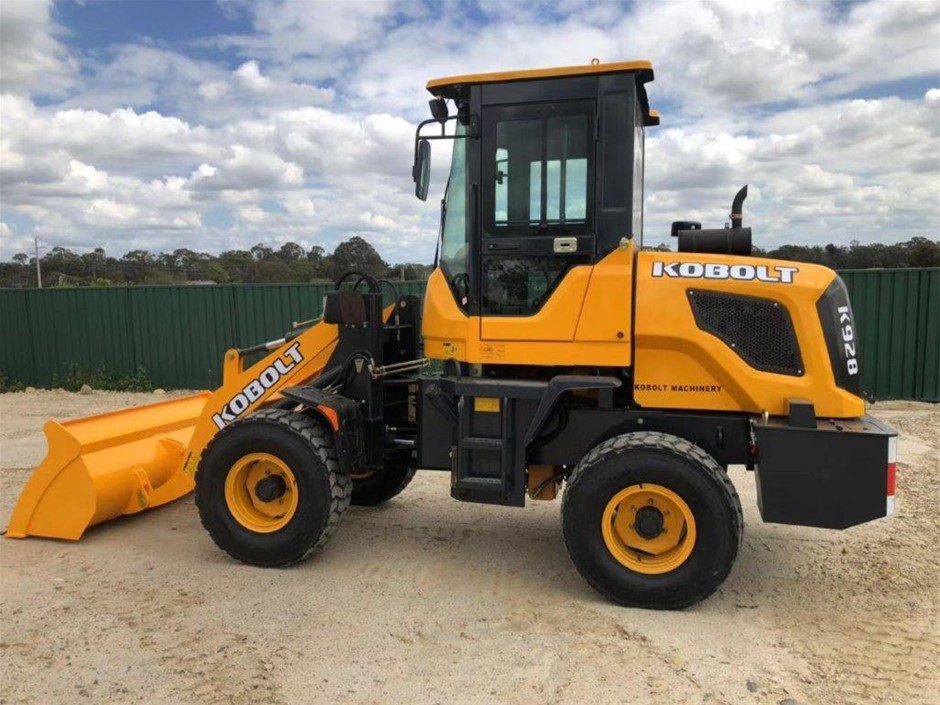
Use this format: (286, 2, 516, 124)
(427, 60, 659, 126)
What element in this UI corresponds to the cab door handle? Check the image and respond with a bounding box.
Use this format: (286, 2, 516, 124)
(553, 237, 578, 253)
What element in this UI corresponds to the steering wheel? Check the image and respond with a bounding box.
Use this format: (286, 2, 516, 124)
(333, 270, 380, 293)
(376, 278, 401, 304)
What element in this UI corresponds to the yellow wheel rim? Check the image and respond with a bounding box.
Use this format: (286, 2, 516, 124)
(224, 452, 298, 533)
(351, 470, 375, 481)
(601, 483, 697, 575)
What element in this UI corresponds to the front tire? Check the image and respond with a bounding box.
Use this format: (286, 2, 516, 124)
(562, 432, 742, 610)
(196, 408, 351, 567)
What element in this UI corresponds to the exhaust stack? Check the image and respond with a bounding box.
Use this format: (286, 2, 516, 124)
(672, 184, 752, 255)
(730, 185, 748, 229)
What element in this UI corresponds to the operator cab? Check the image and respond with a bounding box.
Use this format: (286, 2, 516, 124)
(414, 61, 659, 322)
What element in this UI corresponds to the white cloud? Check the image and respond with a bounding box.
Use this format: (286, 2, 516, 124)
(217, 0, 396, 55)
(274, 108, 415, 179)
(641, 89, 940, 248)
(54, 46, 331, 125)
(187, 145, 304, 193)
(198, 80, 230, 101)
(0, 93, 431, 260)
(83, 198, 139, 225)
(58, 45, 223, 116)
(0, 0, 937, 262)
(813, 0, 940, 97)
(0, 0, 75, 95)
(234, 204, 267, 224)
(282, 193, 316, 217)
(234, 60, 271, 92)
(212, 60, 335, 107)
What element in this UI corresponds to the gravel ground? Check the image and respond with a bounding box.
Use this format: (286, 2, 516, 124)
(0, 390, 938, 705)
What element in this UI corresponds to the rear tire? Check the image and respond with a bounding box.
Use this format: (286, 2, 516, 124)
(196, 408, 351, 567)
(351, 463, 416, 506)
(562, 431, 742, 610)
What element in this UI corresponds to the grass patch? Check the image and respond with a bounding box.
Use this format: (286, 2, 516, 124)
(52, 364, 155, 392)
(0, 373, 25, 393)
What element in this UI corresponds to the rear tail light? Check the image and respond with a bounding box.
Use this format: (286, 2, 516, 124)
(886, 436, 897, 516)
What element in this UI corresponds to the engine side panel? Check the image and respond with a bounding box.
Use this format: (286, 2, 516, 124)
(633, 251, 865, 418)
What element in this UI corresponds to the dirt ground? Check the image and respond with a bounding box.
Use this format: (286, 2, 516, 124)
(0, 390, 937, 705)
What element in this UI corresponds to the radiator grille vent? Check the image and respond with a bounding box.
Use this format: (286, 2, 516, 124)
(689, 290, 803, 376)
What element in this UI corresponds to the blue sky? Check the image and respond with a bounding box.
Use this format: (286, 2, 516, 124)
(56, 1, 253, 50)
(1, 0, 938, 263)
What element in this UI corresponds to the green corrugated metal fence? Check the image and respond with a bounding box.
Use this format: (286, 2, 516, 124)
(840, 268, 940, 402)
(1, 272, 937, 400)
(0, 281, 428, 390)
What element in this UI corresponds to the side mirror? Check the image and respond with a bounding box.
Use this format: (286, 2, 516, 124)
(413, 138, 431, 201)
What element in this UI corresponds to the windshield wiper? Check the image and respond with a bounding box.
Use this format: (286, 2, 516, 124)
(434, 180, 449, 268)
(439, 178, 450, 235)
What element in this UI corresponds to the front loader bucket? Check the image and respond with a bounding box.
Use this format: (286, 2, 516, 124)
(5, 392, 211, 540)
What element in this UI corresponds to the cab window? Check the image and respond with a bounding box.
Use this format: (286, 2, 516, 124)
(490, 110, 592, 233)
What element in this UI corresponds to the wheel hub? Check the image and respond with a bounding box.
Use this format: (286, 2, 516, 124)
(223, 453, 299, 533)
(633, 506, 665, 539)
(601, 483, 697, 575)
(254, 474, 287, 503)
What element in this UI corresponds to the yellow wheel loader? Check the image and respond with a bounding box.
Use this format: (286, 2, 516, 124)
(7, 61, 898, 609)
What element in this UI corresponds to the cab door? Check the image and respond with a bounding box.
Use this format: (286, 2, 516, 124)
(479, 100, 596, 341)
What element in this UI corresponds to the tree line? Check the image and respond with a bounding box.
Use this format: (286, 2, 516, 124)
(1, 236, 937, 288)
(751, 237, 940, 270)
(0, 236, 432, 288)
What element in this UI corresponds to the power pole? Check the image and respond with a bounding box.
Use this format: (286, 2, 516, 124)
(34, 236, 44, 288)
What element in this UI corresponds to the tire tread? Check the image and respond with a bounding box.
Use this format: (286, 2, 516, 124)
(562, 431, 743, 609)
(196, 407, 351, 567)
(351, 464, 417, 506)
